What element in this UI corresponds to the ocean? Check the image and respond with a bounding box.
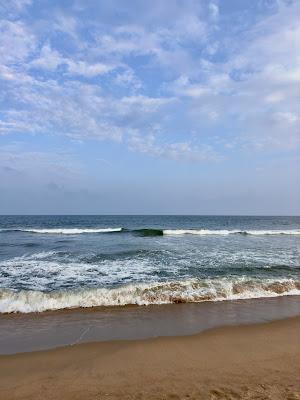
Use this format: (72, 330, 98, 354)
(0, 215, 299, 314)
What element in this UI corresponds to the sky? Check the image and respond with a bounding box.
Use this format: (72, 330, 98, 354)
(0, 0, 299, 215)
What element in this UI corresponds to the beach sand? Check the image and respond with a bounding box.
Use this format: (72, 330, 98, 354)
(0, 317, 299, 400)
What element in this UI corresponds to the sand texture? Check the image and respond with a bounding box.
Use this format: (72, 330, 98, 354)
(0, 317, 299, 400)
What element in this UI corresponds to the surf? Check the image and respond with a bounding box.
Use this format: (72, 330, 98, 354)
(163, 229, 300, 235)
(1, 277, 299, 313)
(0, 228, 123, 234)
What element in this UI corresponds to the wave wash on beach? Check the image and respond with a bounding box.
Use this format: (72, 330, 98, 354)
(1, 277, 300, 313)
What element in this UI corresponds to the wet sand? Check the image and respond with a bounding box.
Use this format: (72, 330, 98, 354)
(0, 317, 299, 400)
(1, 296, 300, 354)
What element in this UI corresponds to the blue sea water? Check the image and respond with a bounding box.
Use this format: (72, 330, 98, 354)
(0, 215, 299, 313)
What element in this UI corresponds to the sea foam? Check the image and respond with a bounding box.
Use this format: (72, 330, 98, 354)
(1, 227, 300, 235)
(1, 277, 299, 313)
(163, 229, 300, 235)
(0, 228, 122, 234)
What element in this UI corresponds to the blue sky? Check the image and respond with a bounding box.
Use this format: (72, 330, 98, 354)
(0, 0, 299, 214)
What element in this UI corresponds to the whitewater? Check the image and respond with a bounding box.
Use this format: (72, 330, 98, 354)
(0, 215, 299, 313)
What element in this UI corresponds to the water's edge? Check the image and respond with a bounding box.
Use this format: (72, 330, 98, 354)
(1, 296, 299, 355)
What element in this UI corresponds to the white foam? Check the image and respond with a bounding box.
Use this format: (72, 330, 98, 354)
(242, 229, 300, 235)
(163, 229, 300, 235)
(13, 228, 122, 234)
(1, 277, 299, 313)
(0, 251, 161, 292)
(163, 229, 237, 235)
(1, 227, 299, 235)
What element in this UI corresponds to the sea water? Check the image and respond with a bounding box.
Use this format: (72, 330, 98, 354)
(0, 215, 299, 313)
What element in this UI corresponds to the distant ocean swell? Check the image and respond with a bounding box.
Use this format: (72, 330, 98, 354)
(1, 228, 300, 236)
(1, 277, 299, 313)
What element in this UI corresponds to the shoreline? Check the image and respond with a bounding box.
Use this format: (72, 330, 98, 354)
(1, 296, 300, 354)
(1, 317, 299, 399)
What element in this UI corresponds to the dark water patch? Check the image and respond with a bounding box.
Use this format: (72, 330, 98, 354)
(23, 242, 40, 248)
(132, 228, 164, 237)
(0, 242, 39, 248)
(0, 229, 24, 234)
(263, 264, 300, 272)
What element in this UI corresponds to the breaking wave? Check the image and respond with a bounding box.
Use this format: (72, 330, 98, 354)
(1, 227, 300, 236)
(0, 228, 123, 235)
(163, 229, 300, 235)
(1, 277, 299, 313)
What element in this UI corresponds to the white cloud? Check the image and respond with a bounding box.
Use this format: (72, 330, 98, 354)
(30, 43, 62, 70)
(0, 0, 32, 17)
(274, 112, 299, 125)
(209, 2, 219, 20)
(127, 132, 220, 162)
(0, 20, 35, 64)
(67, 60, 115, 77)
(113, 68, 142, 90)
(118, 95, 175, 114)
(53, 13, 78, 39)
(184, 86, 211, 98)
(264, 91, 284, 103)
(163, 0, 300, 151)
(31, 43, 117, 77)
(1, 0, 300, 163)
(0, 69, 174, 146)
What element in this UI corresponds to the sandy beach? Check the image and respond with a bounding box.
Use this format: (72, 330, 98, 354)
(0, 316, 299, 400)
(1, 0, 300, 396)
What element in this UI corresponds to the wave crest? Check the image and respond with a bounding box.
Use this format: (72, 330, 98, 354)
(1, 227, 300, 236)
(1, 277, 299, 313)
(163, 229, 300, 235)
(0, 228, 122, 235)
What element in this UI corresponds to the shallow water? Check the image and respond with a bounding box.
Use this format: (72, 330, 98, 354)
(0, 297, 299, 354)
